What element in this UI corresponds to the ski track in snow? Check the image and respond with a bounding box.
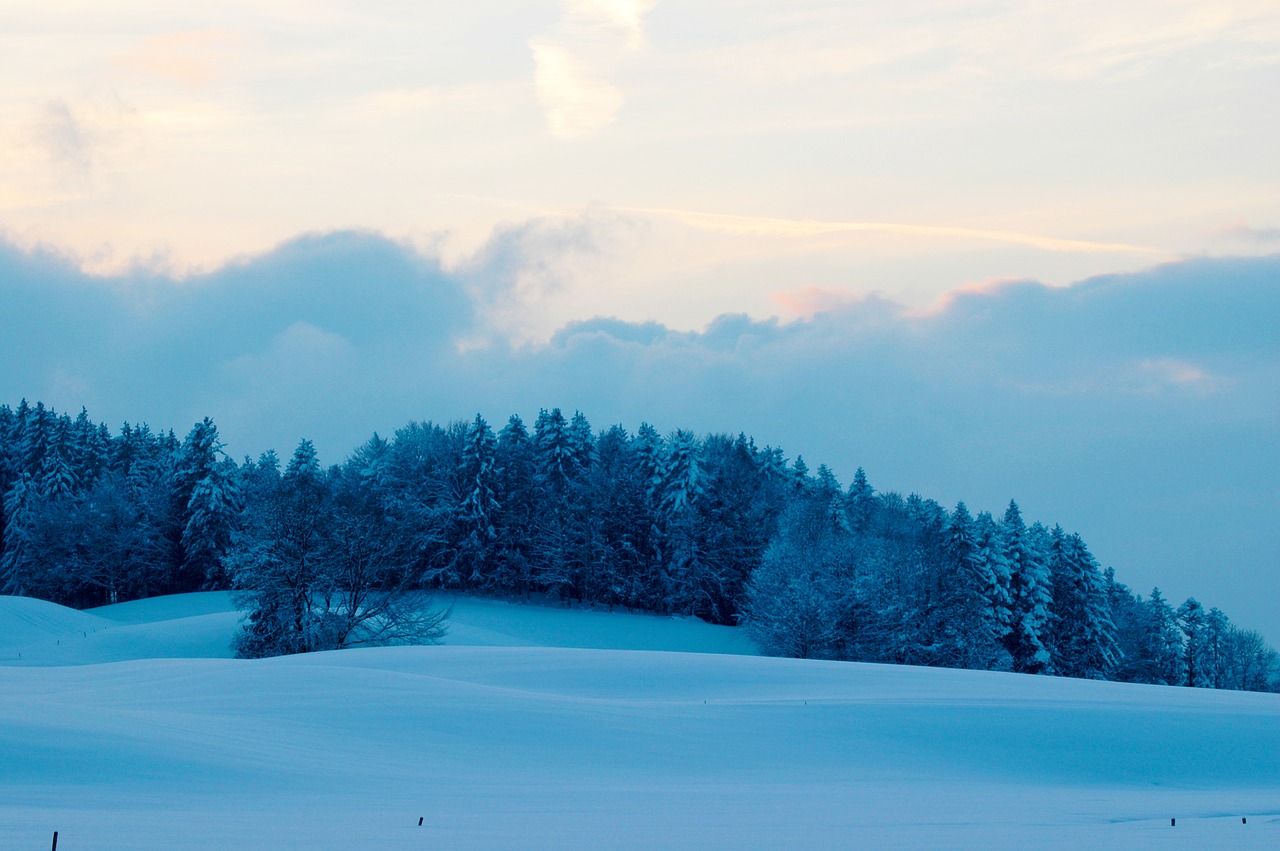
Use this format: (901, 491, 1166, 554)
(1, 593, 1277, 849)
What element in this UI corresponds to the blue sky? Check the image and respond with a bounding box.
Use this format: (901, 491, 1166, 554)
(1, 1, 1277, 636)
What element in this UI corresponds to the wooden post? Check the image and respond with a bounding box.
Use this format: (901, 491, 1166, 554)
(1170, 818, 1175, 827)
(418, 817, 424, 826)
(51, 831, 58, 850)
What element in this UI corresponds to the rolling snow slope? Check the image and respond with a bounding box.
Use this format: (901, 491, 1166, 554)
(1, 594, 1277, 850)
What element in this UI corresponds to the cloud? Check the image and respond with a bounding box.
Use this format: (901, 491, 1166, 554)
(528, 42, 625, 139)
(1219, 222, 1280, 245)
(530, 0, 657, 138)
(453, 208, 647, 339)
(35, 100, 92, 174)
(0, 233, 1276, 641)
(1132, 357, 1221, 390)
(112, 29, 250, 88)
(0, 95, 138, 208)
(617, 206, 1165, 255)
(771, 285, 883, 319)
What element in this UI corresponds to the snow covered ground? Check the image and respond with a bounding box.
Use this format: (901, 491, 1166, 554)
(2, 594, 1277, 849)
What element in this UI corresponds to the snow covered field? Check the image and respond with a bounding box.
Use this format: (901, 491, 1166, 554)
(2, 594, 1277, 849)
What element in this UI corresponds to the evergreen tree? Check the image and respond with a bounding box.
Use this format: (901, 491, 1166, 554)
(1143, 588, 1185, 685)
(495, 414, 536, 595)
(530, 408, 595, 598)
(999, 500, 1053, 674)
(1177, 598, 1207, 687)
(657, 429, 705, 615)
(1049, 529, 1119, 679)
(934, 502, 1006, 669)
(791, 455, 809, 491)
(38, 443, 76, 499)
(846, 467, 875, 533)
(973, 510, 1013, 664)
(533, 408, 572, 494)
(232, 439, 331, 657)
(0, 474, 35, 595)
(1202, 607, 1232, 688)
(232, 438, 446, 658)
(744, 497, 849, 659)
(175, 420, 241, 590)
(456, 414, 500, 588)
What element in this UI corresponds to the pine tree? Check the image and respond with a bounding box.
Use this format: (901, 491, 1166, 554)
(495, 414, 536, 595)
(456, 414, 500, 587)
(629, 423, 667, 607)
(1177, 598, 1207, 687)
(567, 410, 597, 478)
(1202, 607, 1232, 688)
(0, 474, 35, 595)
(815, 463, 840, 495)
(999, 500, 1053, 674)
(531, 408, 586, 597)
(175, 418, 241, 590)
(534, 408, 572, 495)
(935, 502, 1006, 669)
(38, 444, 77, 499)
(633, 423, 665, 509)
(973, 510, 1013, 664)
(232, 439, 330, 656)
(658, 429, 705, 614)
(846, 467, 875, 533)
(791, 455, 810, 491)
(1143, 588, 1185, 685)
(1049, 530, 1119, 679)
(744, 497, 848, 659)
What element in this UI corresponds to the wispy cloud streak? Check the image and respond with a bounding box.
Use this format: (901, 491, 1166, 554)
(616, 206, 1165, 255)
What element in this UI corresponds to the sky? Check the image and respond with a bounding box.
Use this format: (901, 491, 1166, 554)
(1, 2, 1277, 637)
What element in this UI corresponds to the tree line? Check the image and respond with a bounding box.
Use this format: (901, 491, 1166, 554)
(0, 399, 1275, 689)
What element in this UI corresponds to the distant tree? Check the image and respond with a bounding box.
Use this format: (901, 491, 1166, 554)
(231, 439, 447, 658)
(999, 501, 1053, 674)
(657, 429, 706, 615)
(3, 397, 1274, 690)
(455, 414, 500, 588)
(1177, 598, 1207, 687)
(932, 502, 1006, 669)
(744, 497, 849, 659)
(1201, 607, 1232, 689)
(495, 415, 536, 595)
(973, 511, 1014, 664)
(1142, 588, 1185, 686)
(846, 467, 875, 533)
(1049, 529, 1119, 679)
(0, 474, 36, 596)
(1220, 626, 1277, 692)
(173, 418, 241, 590)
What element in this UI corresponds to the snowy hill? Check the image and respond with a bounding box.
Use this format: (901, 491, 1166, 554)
(1, 594, 1277, 849)
(0, 592, 757, 665)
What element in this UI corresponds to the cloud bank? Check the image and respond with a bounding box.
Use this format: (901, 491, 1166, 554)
(1, 233, 1276, 640)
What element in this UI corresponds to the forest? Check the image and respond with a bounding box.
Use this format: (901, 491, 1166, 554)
(1, 399, 1275, 690)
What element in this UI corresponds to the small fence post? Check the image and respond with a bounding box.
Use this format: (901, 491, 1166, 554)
(52, 830, 58, 850)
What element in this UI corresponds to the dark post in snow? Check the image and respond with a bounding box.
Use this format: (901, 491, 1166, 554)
(51, 831, 58, 850)
(418, 817, 424, 826)
(1170, 818, 1175, 827)
(1242, 817, 1247, 824)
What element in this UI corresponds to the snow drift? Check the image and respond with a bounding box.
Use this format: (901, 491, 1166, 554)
(1, 593, 1276, 849)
